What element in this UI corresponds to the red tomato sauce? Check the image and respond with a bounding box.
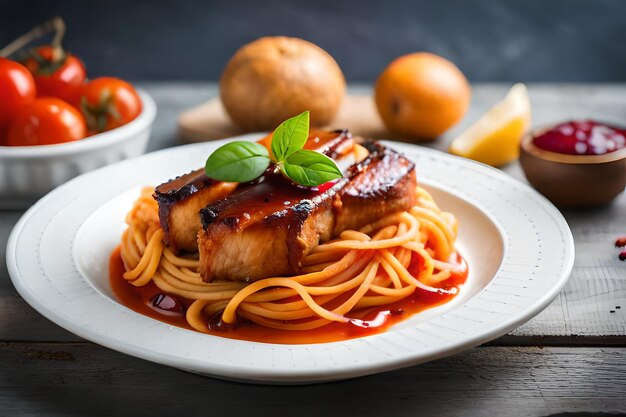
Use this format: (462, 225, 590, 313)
(109, 247, 468, 344)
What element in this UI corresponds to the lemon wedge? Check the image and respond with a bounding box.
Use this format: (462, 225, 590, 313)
(449, 83, 531, 167)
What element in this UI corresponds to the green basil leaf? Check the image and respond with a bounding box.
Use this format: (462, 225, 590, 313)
(205, 141, 270, 183)
(271, 111, 310, 162)
(281, 149, 343, 187)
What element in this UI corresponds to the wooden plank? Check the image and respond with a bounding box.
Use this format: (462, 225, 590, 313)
(177, 95, 390, 143)
(0, 295, 79, 342)
(1, 83, 625, 343)
(0, 343, 625, 416)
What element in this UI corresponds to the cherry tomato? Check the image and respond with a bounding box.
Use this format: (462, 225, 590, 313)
(22, 45, 86, 104)
(80, 77, 142, 133)
(6, 97, 87, 146)
(0, 126, 7, 146)
(0, 57, 36, 129)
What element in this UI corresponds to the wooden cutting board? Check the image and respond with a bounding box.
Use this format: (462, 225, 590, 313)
(177, 95, 393, 143)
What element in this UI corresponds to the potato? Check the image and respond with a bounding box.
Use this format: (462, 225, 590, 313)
(220, 37, 346, 131)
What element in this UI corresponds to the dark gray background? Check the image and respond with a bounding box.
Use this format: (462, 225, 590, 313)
(1, 0, 625, 82)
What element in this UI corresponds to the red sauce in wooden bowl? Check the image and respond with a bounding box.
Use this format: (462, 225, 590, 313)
(532, 120, 626, 156)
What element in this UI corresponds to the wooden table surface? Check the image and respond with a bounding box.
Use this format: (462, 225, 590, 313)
(1, 83, 625, 417)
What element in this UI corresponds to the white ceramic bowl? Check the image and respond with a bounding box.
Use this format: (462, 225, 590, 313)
(0, 89, 156, 209)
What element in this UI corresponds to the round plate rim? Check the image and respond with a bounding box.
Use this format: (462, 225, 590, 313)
(6, 135, 575, 383)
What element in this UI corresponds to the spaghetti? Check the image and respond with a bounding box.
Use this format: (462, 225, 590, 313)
(117, 186, 465, 336)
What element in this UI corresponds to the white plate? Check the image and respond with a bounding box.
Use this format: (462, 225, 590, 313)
(6, 137, 575, 384)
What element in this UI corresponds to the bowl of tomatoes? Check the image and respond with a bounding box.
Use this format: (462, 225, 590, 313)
(0, 20, 156, 208)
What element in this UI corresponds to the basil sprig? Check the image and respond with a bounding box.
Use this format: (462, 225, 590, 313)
(205, 111, 342, 187)
(204, 141, 270, 183)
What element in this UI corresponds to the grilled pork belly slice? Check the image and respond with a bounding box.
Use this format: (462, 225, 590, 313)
(333, 142, 418, 234)
(154, 171, 236, 252)
(154, 129, 361, 253)
(199, 172, 344, 282)
(198, 143, 417, 282)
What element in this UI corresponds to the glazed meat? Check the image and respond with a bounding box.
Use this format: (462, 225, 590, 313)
(198, 143, 417, 282)
(154, 129, 362, 253)
(154, 171, 236, 252)
(333, 143, 418, 234)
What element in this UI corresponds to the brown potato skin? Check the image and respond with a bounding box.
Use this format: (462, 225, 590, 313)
(220, 36, 346, 131)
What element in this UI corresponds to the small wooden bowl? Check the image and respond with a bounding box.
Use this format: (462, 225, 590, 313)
(520, 126, 626, 207)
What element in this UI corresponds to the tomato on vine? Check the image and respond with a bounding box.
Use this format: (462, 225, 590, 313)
(1, 17, 142, 145)
(22, 45, 86, 104)
(6, 97, 87, 146)
(1, 17, 86, 105)
(0, 57, 36, 129)
(80, 77, 142, 133)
